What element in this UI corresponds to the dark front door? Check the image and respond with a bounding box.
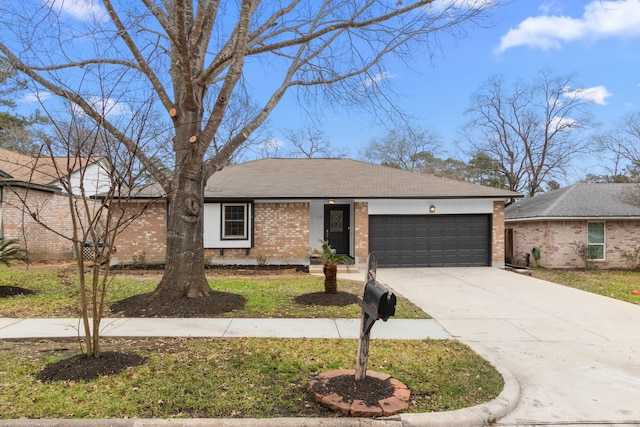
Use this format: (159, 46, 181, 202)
(324, 204, 350, 254)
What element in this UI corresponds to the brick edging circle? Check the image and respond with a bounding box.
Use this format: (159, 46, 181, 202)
(308, 369, 410, 417)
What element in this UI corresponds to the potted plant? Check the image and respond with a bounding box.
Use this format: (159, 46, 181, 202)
(313, 240, 353, 294)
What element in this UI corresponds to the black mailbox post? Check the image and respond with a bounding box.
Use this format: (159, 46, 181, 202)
(355, 254, 397, 380)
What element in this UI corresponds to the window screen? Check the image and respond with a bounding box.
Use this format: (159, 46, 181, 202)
(587, 222, 605, 260)
(222, 204, 247, 239)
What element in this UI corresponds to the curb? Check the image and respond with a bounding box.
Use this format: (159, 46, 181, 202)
(0, 365, 519, 427)
(400, 362, 520, 427)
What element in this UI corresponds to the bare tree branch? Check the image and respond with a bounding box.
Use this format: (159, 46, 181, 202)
(462, 70, 594, 197)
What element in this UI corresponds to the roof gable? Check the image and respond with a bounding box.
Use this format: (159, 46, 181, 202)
(505, 183, 640, 219)
(0, 148, 55, 186)
(204, 158, 520, 199)
(0, 147, 104, 189)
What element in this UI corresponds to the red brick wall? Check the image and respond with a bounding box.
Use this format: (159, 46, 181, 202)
(1, 186, 92, 260)
(253, 202, 309, 259)
(205, 202, 310, 264)
(353, 201, 369, 263)
(110, 200, 167, 264)
(507, 219, 640, 268)
(492, 201, 506, 267)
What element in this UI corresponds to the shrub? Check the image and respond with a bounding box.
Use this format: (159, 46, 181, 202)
(572, 241, 598, 269)
(615, 246, 640, 270)
(0, 238, 29, 266)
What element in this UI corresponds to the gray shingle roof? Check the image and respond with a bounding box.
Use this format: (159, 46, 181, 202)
(203, 158, 519, 199)
(505, 183, 640, 220)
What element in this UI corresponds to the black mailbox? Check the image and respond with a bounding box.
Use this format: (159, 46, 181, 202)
(362, 280, 396, 320)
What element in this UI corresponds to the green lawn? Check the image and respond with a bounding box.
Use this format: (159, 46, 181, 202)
(0, 337, 504, 419)
(531, 267, 640, 305)
(0, 265, 508, 419)
(0, 266, 428, 319)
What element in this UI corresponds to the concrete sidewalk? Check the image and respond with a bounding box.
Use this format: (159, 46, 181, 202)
(0, 317, 450, 340)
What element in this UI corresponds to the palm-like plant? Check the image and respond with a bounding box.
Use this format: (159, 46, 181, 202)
(313, 240, 353, 294)
(0, 238, 29, 266)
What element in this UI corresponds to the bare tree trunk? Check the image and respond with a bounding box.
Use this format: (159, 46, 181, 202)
(152, 162, 211, 300)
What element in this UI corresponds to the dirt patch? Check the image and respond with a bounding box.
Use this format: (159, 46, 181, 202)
(0, 286, 36, 298)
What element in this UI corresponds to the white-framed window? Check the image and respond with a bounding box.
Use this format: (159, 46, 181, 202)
(222, 203, 248, 239)
(587, 222, 605, 260)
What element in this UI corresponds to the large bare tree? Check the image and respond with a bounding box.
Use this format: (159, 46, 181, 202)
(462, 70, 594, 197)
(595, 112, 640, 177)
(0, 0, 498, 302)
(361, 125, 441, 171)
(282, 126, 348, 158)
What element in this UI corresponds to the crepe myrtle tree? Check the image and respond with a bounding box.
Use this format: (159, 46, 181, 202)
(0, 0, 499, 302)
(7, 102, 157, 357)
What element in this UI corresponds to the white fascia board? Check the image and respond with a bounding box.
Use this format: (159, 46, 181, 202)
(364, 199, 494, 215)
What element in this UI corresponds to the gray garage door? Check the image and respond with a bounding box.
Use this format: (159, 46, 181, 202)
(369, 214, 491, 267)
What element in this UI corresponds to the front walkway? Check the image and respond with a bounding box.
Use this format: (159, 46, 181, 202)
(377, 267, 640, 426)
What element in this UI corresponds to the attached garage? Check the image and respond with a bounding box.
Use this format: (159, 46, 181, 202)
(369, 214, 491, 267)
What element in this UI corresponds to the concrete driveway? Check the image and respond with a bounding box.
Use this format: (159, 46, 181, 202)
(376, 267, 640, 426)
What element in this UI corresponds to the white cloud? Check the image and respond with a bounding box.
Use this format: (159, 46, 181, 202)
(550, 115, 578, 130)
(538, 1, 564, 15)
(259, 137, 283, 151)
(88, 97, 131, 117)
(429, 0, 496, 13)
(496, 0, 640, 53)
(70, 97, 131, 119)
(43, 0, 108, 23)
(563, 85, 612, 105)
(21, 91, 51, 103)
(363, 71, 396, 88)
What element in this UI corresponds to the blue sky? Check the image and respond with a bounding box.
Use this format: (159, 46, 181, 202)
(10, 0, 640, 184)
(263, 0, 640, 183)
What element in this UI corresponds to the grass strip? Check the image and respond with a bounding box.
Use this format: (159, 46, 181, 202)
(531, 267, 640, 305)
(0, 267, 428, 319)
(0, 337, 503, 419)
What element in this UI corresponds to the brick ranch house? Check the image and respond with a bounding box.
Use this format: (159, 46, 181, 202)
(0, 147, 111, 260)
(114, 158, 520, 269)
(505, 183, 640, 269)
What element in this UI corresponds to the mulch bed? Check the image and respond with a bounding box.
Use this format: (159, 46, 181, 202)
(308, 369, 411, 417)
(109, 291, 248, 317)
(311, 374, 395, 406)
(295, 291, 360, 306)
(0, 286, 35, 298)
(36, 351, 146, 382)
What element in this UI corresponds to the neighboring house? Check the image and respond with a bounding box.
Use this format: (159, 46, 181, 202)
(0, 147, 111, 260)
(505, 183, 640, 269)
(114, 158, 520, 269)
